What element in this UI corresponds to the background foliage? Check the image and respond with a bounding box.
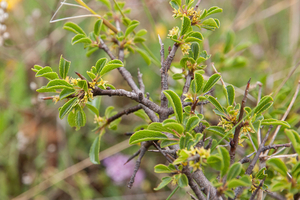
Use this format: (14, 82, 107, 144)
(1, 0, 300, 199)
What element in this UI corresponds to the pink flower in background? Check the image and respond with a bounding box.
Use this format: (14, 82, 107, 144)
(103, 154, 145, 186)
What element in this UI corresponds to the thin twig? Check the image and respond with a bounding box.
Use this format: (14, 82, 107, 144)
(92, 87, 167, 115)
(181, 70, 193, 102)
(234, 126, 272, 199)
(128, 141, 152, 188)
(267, 80, 300, 149)
(274, 61, 300, 97)
(183, 167, 206, 200)
(99, 104, 142, 130)
(249, 177, 266, 200)
(230, 79, 251, 164)
(265, 190, 286, 200)
(137, 69, 145, 93)
(152, 142, 174, 163)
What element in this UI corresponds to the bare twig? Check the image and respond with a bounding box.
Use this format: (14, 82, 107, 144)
(183, 167, 206, 200)
(181, 70, 193, 102)
(99, 104, 142, 130)
(256, 82, 263, 155)
(137, 68, 145, 93)
(230, 79, 251, 164)
(152, 142, 174, 163)
(249, 177, 266, 200)
(267, 80, 300, 148)
(234, 126, 272, 199)
(92, 87, 167, 115)
(265, 190, 286, 200)
(274, 61, 300, 97)
(192, 170, 220, 200)
(128, 141, 152, 188)
(261, 143, 291, 152)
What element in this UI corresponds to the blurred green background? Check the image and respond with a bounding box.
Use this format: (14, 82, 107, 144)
(0, 0, 300, 199)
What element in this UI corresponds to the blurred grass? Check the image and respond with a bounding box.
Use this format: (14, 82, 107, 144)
(0, 0, 299, 199)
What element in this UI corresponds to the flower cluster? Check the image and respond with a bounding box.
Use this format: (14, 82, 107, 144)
(0, 1, 9, 46)
(185, 147, 210, 171)
(180, 42, 191, 55)
(172, 7, 201, 24)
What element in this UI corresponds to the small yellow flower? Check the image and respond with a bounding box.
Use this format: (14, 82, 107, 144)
(89, 81, 96, 89)
(172, 8, 181, 18)
(168, 26, 179, 38)
(183, 93, 193, 102)
(94, 115, 104, 124)
(98, 78, 108, 88)
(180, 42, 191, 55)
(53, 96, 60, 104)
(65, 76, 70, 83)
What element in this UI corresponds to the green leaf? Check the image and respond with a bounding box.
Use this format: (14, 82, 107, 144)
(135, 47, 151, 65)
(100, 59, 123, 75)
(173, 73, 185, 80)
(207, 6, 223, 16)
(173, 150, 189, 164)
(133, 36, 146, 43)
(129, 130, 168, 144)
(86, 47, 98, 57)
(136, 29, 147, 37)
(185, 32, 203, 45)
(86, 71, 96, 80)
(219, 146, 230, 177)
(59, 55, 71, 79)
(256, 167, 267, 180)
(36, 66, 52, 76)
(154, 177, 172, 190)
(71, 34, 92, 45)
(254, 96, 273, 114)
(94, 19, 103, 36)
(223, 30, 235, 54)
(36, 86, 56, 93)
(163, 90, 183, 123)
(267, 158, 288, 177)
(59, 88, 76, 100)
(36, 72, 59, 80)
(225, 85, 235, 106)
(164, 122, 184, 135)
(206, 126, 226, 138)
(77, 80, 88, 93)
(96, 0, 111, 10)
(89, 135, 101, 164)
(203, 74, 221, 93)
(75, 105, 86, 128)
(68, 109, 76, 127)
(207, 155, 222, 171)
(33, 64, 43, 71)
(186, 116, 200, 132)
(86, 103, 99, 117)
(95, 58, 108, 74)
(227, 175, 251, 189)
(227, 163, 242, 181)
(169, 0, 179, 10)
(178, 174, 188, 188)
(125, 20, 140, 37)
(261, 119, 290, 128)
(59, 97, 78, 119)
(63, 22, 86, 35)
(154, 164, 174, 173)
(180, 16, 191, 36)
(190, 43, 200, 60)
(160, 139, 179, 148)
(285, 129, 300, 155)
(46, 79, 73, 89)
(202, 18, 219, 30)
(206, 95, 224, 113)
(194, 73, 204, 93)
